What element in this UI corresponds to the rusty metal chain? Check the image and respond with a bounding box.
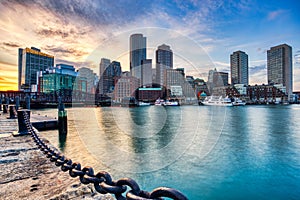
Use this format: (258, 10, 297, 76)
(22, 112, 188, 200)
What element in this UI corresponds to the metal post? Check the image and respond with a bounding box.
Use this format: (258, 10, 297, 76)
(13, 110, 31, 136)
(58, 97, 67, 135)
(15, 96, 20, 110)
(3, 104, 8, 113)
(25, 95, 30, 110)
(8, 105, 17, 119)
(5, 97, 9, 105)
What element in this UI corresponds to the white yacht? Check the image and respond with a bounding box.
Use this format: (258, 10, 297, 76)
(155, 98, 180, 106)
(202, 96, 233, 107)
(232, 98, 246, 106)
(155, 98, 165, 106)
(165, 100, 180, 106)
(138, 101, 151, 106)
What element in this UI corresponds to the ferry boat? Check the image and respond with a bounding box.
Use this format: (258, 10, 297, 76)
(202, 96, 233, 107)
(154, 98, 180, 106)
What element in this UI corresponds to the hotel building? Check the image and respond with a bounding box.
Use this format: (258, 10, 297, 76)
(267, 44, 293, 99)
(18, 47, 54, 91)
(230, 50, 249, 85)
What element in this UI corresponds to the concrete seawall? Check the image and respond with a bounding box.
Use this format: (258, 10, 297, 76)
(0, 111, 114, 200)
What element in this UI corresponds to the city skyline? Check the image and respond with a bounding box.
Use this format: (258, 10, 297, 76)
(0, 0, 300, 91)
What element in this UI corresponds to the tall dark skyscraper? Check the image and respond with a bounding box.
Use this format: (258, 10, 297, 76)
(156, 44, 173, 87)
(99, 58, 111, 94)
(102, 61, 122, 94)
(18, 47, 54, 91)
(130, 34, 146, 81)
(267, 44, 293, 99)
(230, 50, 248, 85)
(99, 58, 111, 77)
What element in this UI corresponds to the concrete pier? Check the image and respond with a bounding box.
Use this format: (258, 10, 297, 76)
(0, 111, 113, 200)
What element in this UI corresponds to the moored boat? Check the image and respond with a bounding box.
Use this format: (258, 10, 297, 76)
(138, 101, 151, 106)
(154, 98, 180, 106)
(202, 96, 233, 107)
(165, 99, 180, 106)
(155, 98, 165, 106)
(232, 98, 246, 106)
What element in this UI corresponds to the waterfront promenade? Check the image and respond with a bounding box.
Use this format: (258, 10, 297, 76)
(0, 111, 113, 200)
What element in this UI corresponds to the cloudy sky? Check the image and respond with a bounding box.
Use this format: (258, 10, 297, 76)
(0, 0, 299, 91)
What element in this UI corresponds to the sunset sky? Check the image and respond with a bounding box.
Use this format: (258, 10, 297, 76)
(0, 0, 299, 91)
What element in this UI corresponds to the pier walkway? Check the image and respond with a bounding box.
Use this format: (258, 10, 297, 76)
(0, 111, 113, 200)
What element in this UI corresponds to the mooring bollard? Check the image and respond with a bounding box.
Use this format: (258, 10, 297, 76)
(8, 105, 17, 119)
(13, 109, 31, 136)
(25, 95, 30, 110)
(15, 96, 20, 110)
(3, 104, 8, 113)
(5, 97, 9, 105)
(58, 100, 67, 135)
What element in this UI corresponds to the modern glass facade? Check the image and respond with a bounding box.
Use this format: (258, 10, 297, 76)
(40, 64, 78, 94)
(102, 61, 122, 94)
(41, 73, 76, 93)
(130, 34, 146, 81)
(156, 44, 173, 87)
(99, 58, 111, 94)
(18, 47, 54, 91)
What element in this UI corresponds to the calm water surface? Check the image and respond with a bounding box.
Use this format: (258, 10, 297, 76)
(36, 105, 300, 200)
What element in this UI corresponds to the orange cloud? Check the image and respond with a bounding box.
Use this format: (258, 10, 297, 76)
(0, 62, 18, 91)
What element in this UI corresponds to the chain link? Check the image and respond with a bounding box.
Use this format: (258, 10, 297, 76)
(22, 111, 188, 200)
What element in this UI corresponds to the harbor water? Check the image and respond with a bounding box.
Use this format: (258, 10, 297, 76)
(36, 105, 300, 199)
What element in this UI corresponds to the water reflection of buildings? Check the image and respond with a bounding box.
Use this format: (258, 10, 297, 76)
(93, 106, 183, 172)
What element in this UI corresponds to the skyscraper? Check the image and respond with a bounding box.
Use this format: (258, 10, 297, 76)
(18, 47, 54, 91)
(99, 58, 111, 94)
(156, 44, 173, 87)
(141, 59, 152, 87)
(99, 58, 111, 77)
(230, 50, 248, 85)
(267, 44, 293, 99)
(102, 61, 122, 94)
(130, 34, 146, 81)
